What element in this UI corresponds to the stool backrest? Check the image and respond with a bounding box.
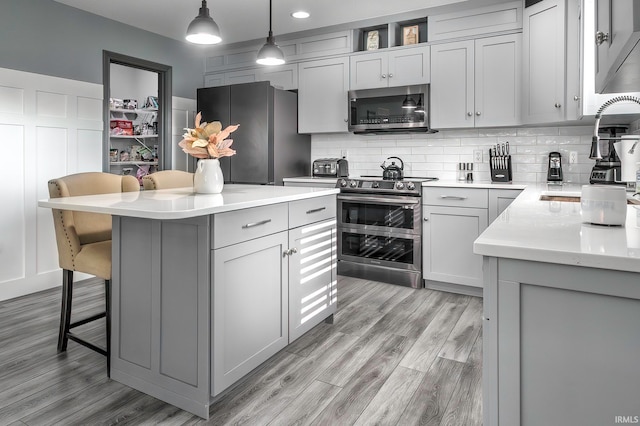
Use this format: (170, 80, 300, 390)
(48, 172, 139, 270)
(142, 170, 194, 190)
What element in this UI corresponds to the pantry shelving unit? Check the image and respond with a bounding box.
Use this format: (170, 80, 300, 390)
(108, 107, 159, 180)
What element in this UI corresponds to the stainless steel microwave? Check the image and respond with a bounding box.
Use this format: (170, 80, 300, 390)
(348, 84, 431, 134)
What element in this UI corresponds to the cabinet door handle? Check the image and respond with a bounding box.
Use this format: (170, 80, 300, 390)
(381, 74, 387, 78)
(573, 95, 580, 101)
(283, 250, 289, 258)
(242, 219, 272, 229)
(306, 207, 326, 214)
(388, 73, 393, 78)
(467, 112, 473, 117)
(440, 195, 468, 200)
(554, 103, 562, 108)
(423, 217, 429, 222)
(289, 247, 298, 255)
(476, 111, 481, 116)
(595, 31, 609, 45)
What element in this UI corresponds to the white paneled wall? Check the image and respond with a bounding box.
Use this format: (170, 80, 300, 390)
(0, 67, 196, 301)
(312, 125, 596, 183)
(0, 67, 103, 301)
(172, 96, 196, 172)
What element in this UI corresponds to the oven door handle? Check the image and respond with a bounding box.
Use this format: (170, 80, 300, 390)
(337, 194, 420, 205)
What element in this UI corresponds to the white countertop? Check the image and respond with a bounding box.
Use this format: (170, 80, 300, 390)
(474, 183, 640, 273)
(38, 184, 339, 220)
(422, 178, 529, 190)
(282, 176, 339, 184)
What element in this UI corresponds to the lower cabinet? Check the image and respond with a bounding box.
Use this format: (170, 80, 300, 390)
(211, 231, 289, 396)
(488, 188, 523, 222)
(422, 205, 488, 288)
(288, 219, 337, 341)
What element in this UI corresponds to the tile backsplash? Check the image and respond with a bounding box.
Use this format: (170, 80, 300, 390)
(311, 126, 598, 183)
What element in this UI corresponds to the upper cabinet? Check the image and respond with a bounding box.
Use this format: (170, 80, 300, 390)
(522, 0, 566, 124)
(204, 64, 298, 91)
(594, 0, 640, 93)
(298, 57, 349, 134)
(349, 46, 430, 90)
(431, 34, 521, 129)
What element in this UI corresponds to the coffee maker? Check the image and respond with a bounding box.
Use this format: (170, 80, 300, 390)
(589, 126, 626, 184)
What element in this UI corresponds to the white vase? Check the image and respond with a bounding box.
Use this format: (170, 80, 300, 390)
(194, 158, 224, 194)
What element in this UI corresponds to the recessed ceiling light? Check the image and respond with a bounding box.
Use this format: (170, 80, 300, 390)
(291, 11, 310, 19)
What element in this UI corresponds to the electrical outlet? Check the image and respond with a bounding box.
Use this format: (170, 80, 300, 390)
(341, 149, 348, 158)
(474, 150, 483, 163)
(569, 151, 578, 164)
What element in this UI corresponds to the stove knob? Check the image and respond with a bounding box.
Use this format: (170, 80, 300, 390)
(339, 179, 348, 187)
(406, 181, 415, 190)
(372, 181, 379, 188)
(396, 182, 405, 190)
(349, 180, 358, 188)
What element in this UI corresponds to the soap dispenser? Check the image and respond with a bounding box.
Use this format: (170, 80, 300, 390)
(547, 152, 563, 182)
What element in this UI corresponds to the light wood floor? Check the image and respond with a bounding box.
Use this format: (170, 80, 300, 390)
(0, 275, 483, 425)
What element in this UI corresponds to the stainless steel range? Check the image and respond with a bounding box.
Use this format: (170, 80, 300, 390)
(336, 176, 438, 288)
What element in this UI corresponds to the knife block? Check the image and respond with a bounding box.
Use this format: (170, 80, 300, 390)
(490, 152, 513, 182)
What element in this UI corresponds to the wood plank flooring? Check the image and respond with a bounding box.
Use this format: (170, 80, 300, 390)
(0, 275, 483, 425)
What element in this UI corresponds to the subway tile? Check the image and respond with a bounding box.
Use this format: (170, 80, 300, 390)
(559, 125, 593, 136)
(478, 128, 518, 137)
(517, 127, 559, 136)
(460, 137, 497, 146)
(411, 146, 444, 155)
(440, 129, 480, 138)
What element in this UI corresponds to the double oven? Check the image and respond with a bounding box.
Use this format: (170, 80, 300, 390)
(336, 177, 435, 288)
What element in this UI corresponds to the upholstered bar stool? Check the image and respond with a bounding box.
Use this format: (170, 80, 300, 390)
(142, 170, 194, 190)
(48, 172, 139, 375)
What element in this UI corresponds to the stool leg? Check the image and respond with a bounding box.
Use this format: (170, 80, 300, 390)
(105, 279, 111, 378)
(57, 269, 73, 353)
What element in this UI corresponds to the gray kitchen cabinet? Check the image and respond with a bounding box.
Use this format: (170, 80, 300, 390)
(431, 34, 520, 129)
(522, 0, 566, 123)
(488, 188, 523, 222)
(288, 196, 337, 341)
(204, 65, 298, 90)
(298, 57, 349, 133)
(594, 0, 640, 93)
(422, 187, 489, 290)
(349, 45, 430, 90)
(211, 231, 289, 396)
(483, 257, 640, 425)
(288, 219, 337, 341)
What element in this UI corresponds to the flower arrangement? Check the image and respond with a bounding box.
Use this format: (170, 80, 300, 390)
(178, 112, 239, 159)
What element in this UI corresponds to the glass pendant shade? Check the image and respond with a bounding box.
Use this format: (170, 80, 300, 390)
(256, 0, 285, 65)
(186, 0, 222, 45)
(402, 95, 417, 109)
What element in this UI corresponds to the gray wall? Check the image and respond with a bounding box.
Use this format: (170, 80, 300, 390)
(0, 0, 204, 98)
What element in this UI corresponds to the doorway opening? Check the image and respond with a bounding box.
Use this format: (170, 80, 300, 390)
(102, 51, 172, 181)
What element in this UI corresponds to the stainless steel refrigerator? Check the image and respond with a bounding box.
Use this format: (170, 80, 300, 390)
(197, 81, 311, 185)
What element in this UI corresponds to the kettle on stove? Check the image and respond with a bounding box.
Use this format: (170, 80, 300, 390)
(381, 156, 404, 180)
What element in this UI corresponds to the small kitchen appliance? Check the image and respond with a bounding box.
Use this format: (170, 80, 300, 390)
(547, 152, 563, 182)
(581, 185, 627, 226)
(312, 157, 349, 177)
(380, 156, 404, 180)
(613, 135, 640, 185)
(590, 126, 626, 184)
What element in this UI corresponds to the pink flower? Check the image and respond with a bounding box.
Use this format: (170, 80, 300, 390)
(178, 112, 239, 159)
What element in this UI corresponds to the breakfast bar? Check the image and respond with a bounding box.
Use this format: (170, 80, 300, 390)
(39, 185, 339, 419)
(474, 186, 640, 426)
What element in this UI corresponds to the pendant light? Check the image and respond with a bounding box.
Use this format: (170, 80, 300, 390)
(186, 0, 222, 45)
(256, 0, 285, 65)
(402, 95, 417, 109)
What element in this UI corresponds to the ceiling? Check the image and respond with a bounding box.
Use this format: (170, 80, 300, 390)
(53, 0, 509, 46)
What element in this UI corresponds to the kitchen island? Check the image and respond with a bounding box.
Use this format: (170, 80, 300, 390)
(474, 185, 640, 426)
(39, 184, 339, 419)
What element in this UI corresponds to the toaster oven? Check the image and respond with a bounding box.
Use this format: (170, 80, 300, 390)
(312, 158, 349, 177)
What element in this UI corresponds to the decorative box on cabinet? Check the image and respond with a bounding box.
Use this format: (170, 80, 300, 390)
(349, 45, 430, 90)
(430, 34, 521, 129)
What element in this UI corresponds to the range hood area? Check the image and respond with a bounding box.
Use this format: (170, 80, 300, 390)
(347, 85, 435, 134)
